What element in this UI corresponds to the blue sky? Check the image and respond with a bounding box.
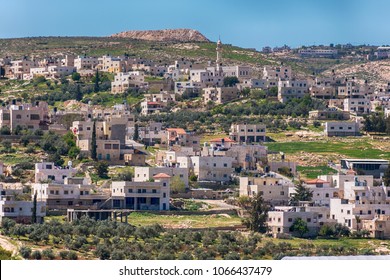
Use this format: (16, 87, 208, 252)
(1, 0, 389, 49)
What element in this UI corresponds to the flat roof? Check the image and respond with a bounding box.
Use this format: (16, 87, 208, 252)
(341, 159, 389, 163)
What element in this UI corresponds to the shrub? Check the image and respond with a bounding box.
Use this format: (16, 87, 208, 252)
(42, 249, 55, 260)
(20, 246, 32, 259)
(31, 250, 42, 260)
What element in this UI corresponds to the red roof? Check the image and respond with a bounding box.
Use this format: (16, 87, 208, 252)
(305, 179, 329, 184)
(153, 173, 171, 179)
(167, 128, 186, 134)
(147, 102, 162, 105)
(209, 137, 236, 143)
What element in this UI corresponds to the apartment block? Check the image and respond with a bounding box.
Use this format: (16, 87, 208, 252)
(203, 86, 239, 104)
(324, 121, 360, 137)
(110, 174, 170, 210)
(229, 123, 266, 143)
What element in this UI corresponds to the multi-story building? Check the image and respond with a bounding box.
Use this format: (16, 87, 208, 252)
(340, 159, 389, 178)
(202, 86, 239, 104)
(239, 174, 292, 205)
(278, 79, 309, 102)
(299, 49, 338, 58)
(177, 156, 234, 182)
(0, 185, 46, 223)
(110, 173, 170, 210)
(7, 58, 37, 79)
(111, 71, 148, 94)
(166, 128, 201, 151)
(267, 206, 320, 237)
(263, 65, 292, 80)
(74, 55, 99, 71)
(32, 177, 108, 210)
(134, 166, 189, 187)
(35, 162, 77, 184)
(309, 107, 351, 120)
(229, 123, 266, 143)
(310, 86, 336, 99)
(98, 55, 127, 73)
(0, 102, 49, 132)
(324, 121, 360, 137)
(139, 122, 166, 145)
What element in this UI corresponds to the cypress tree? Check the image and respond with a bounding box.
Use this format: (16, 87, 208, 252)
(32, 191, 37, 223)
(91, 121, 97, 160)
(94, 69, 100, 93)
(133, 123, 139, 141)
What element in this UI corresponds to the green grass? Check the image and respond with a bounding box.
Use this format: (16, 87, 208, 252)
(265, 140, 390, 159)
(0, 153, 38, 164)
(126, 212, 242, 228)
(266, 236, 390, 251)
(297, 165, 337, 179)
(0, 247, 13, 260)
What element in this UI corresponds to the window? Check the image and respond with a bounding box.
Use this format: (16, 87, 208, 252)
(142, 189, 146, 193)
(280, 191, 285, 195)
(152, 189, 157, 193)
(64, 190, 69, 195)
(128, 189, 133, 193)
(288, 218, 292, 222)
(163, 193, 166, 198)
(307, 218, 311, 222)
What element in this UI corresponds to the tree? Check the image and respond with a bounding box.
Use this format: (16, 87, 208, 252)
(133, 123, 139, 141)
(223, 76, 239, 87)
(0, 126, 11, 135)
(115, 170, 133, 181)
(20, 246, 32, 259)
(289, 218, 309, 237)
(1, 140, 13, 153)
(318, 224, 335, 238)
(334, 223, 351, 237)
(71, 72, 81, 81)
(240, 194, 269, 233)
(32, 191, 37, 224)
(91, 121, 97, 160)
(95, 161, 109, 178)
(48, 152, 64, 166)
(75, 84, 83, 101)
(170, 176, 186, 194)
(290, 182, 313, 205)
(0, 66, 5, 78)
(68, 146, 81, 159)
(94, 70, 100, 92)
(383, 165, 390, 186)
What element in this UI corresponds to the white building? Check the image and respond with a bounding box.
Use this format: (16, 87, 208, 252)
(111, 71, 148, 94)
(110, 173, 170, 210)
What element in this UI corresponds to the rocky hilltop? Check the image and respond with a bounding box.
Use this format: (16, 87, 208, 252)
(110, 28, 210, 42)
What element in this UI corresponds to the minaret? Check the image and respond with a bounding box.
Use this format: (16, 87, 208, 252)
(216, 37, 223, 66)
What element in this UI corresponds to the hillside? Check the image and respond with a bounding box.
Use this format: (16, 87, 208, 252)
(110, 28, 210, 42)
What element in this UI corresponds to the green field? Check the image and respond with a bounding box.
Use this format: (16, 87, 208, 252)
(126, 212, 242, 228)
(265, 140, 390, 159)
(297, 165, 338, 179)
